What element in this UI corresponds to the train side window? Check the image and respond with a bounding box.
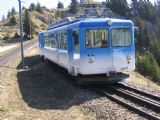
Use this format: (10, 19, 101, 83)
(44, 36, 46, 46)
(47, 34, 49, 47)
(48, 34, 51, 47)
(56, 34, 58, 48)
(50, 34, 53, 47)
(58, 33, 62, 49)
(51, 34, 56, 48)
(54, 34, 57, 48)
(57, 34, 61, 49)
(62, 33, 67, 50)
(73, 31, 79, 52)
(45, 34, 49, 47)
(44, 35, 46, 46)
(85, 29, 108, 48)
(59, 32, 67, 50)
(59, 33, 62, 49)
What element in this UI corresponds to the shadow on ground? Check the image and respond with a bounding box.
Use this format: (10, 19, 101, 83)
(17, 55, 99, 110)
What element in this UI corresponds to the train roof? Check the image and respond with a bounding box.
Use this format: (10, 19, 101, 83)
(42, 17, 134, 33)
(77, 18, 133, 26)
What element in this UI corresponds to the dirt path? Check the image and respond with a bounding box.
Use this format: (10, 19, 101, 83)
(0, 44, 18, 57)
(0, 45, 18, 54)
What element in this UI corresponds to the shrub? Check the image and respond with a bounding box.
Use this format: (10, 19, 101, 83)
(3, 33, 10, 40)
(10, 15, 17, 25)
(69, 0, 79, 14)
(14, 32, 19, 38)
(136, 52, 160, 84)
(57, 2, 64, 9)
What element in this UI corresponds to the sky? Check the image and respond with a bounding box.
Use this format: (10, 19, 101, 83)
(0, 0, 155, 20)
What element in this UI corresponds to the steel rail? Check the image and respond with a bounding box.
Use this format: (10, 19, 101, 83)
(116, 83, 160, 102)
(90, 87, 160, 120)
(108, 86, 160, 113)
(117, 87, 160, 106)
(0, 40, 37, 67)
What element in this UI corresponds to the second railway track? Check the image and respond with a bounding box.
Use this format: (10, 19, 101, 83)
(0, 40, 38, 67)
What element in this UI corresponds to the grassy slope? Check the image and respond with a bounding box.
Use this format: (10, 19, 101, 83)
(0, 8, 53, 40)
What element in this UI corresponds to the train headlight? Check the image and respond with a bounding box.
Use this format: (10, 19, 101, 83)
(107, 20, 112, 26)
(88, 58, 94, 63)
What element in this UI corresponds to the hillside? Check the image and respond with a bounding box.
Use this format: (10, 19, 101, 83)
(0, 7, 54, 41)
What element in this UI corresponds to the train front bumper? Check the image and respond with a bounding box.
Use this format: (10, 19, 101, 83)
(75, 73, 129, 84)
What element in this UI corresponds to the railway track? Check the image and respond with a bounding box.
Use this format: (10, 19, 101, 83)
(90, 84, 160, 120)
(0, 40, 38, 67)
(49, 62, 160, 120)
(116, 83, 160, 103)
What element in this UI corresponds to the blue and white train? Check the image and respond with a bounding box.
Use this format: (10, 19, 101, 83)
(39, 17, 135, 84)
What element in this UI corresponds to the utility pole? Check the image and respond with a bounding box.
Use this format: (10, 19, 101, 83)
(57, 0, 60, 21)
(18, 0, 25, 68)
(48, 14, 51, 25)
(1, 24, 3, 32)
(29, 12, 32, 40)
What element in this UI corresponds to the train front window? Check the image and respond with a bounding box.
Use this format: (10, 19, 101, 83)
(112, 28, 131, 47)
(85, 29, 108, 48)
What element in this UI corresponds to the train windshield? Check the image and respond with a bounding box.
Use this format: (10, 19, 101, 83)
(85, 29, 109, 48)
(112, 28, 131, 47)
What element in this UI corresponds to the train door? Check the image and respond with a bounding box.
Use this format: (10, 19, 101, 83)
(57, 32, 68, 68)
(68, 29, 80, 75)
(57, 33, 60, 64)
(83, 28, 112, 74)
(111, 27, 135, 71)
(68, 30, 74, 74)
